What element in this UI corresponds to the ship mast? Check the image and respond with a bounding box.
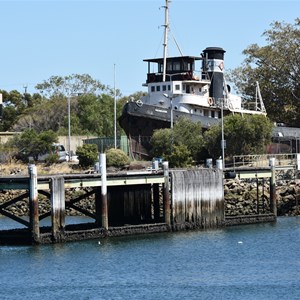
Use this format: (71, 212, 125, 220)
(162, 0, 170, 82)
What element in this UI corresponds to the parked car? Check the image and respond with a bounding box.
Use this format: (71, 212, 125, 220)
(35, 143, 69, 162)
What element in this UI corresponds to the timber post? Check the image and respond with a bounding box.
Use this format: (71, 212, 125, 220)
(50, 176, 65, 242)
(163, 161, 170, 226)
(100, 153, 108, 230)
(153, 183, 160, 222)
(270, 163, 277, 216)
(28, 164, 40, 243)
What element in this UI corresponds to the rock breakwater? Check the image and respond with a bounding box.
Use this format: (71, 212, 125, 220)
(225, 178, 300, 216)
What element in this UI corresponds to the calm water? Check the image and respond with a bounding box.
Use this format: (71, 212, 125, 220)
(0, 217, 300, 300)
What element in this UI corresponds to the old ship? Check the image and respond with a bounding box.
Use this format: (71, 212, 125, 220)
(119, 0, 266, 159)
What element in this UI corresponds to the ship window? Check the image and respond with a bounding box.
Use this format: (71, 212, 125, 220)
(183, 62, 191, 71)
(211, 111, 215, 118)
(156, 86, 160, 92)
(163, 85, 167, 91)
(168, 85, 171, 91)
(183, 84, 186, 91)
(174, 62, 181, 71)
(159, 63, 163, 73)
(175, 84, 180, 91)
(151, 86, 155, 92)
(167, 62, 173, 71)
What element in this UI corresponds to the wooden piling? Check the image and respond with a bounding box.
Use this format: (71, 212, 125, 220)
(100, 153, 108, 230)
(28, 164, 40, 243)
(163, 162, 170, 226)
(95, 187, 102, 226)
(153, 183, 160, 222)
(270, 164, 277, 216)
(50, 176, 65, 242)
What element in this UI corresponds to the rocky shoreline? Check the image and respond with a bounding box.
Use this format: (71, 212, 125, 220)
(225, 178, 300, 216)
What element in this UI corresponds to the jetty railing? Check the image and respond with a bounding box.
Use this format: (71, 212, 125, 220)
(232, 153, 300, 179)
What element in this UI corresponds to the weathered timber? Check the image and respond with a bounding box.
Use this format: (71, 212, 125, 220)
(50, 176, 65, 243)
(100, 154, 108, 230)
(170, 169, 225, 230)
(28, 165, 40, 243)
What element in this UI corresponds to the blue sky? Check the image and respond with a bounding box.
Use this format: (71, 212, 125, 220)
(1, 0, 300, 96)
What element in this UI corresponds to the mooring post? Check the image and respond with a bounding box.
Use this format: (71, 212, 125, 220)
(163, 161, 171, 226)
(270, 163, 277, 216)
(269, 158, 277, 216)
(50, 176, 65, 242)
(100, 153, 108, 230)
(28, 164, 40, 243)
(153, 183, 160, 222)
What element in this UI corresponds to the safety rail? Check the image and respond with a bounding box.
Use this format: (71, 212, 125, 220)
(232, 153, 299, 170)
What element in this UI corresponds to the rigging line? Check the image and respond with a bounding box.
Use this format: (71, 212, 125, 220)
(151, 30, 165, 74)
(171, 32, 184, 57)
(153, 30, 165, 59)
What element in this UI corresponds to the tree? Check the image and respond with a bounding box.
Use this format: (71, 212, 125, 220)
(173, 118, 204, 162)
(150, 128, 173, 160)
(0, 89, 28, 131)
(0, 89, 45, 131)
(204, 114, 274, 159)
(12, 75, 127, 136)
(66, 93, 117, 136)
(8, 129, 58, 162)
(150, 117, 204, 167)
(35, 74, 110, 98)
(229, 19, 300, 127)
(12, 96, 66, 132)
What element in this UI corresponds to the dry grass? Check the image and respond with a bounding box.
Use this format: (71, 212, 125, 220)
(0, 159, 152, 176)
(0, 161, 85, 176)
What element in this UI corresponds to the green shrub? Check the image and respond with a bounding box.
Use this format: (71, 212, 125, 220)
(76, 144, 98, 168)
(45, 153, 59, 165)
(168, 144, 193, 167)
(106, 148, 130, 168)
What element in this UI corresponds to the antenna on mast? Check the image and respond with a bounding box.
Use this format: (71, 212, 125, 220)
(162, 0, 170, 82)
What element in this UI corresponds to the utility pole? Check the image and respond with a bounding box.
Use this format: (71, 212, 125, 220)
(114, 64, 117, 149)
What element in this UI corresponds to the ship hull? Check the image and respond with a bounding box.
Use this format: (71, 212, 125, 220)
(119, 101, 220, 159)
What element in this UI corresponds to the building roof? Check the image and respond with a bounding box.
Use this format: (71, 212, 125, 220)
(273, 126, 300, 138)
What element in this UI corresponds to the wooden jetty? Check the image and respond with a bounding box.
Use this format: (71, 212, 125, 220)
(0, 157, 277, 245)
